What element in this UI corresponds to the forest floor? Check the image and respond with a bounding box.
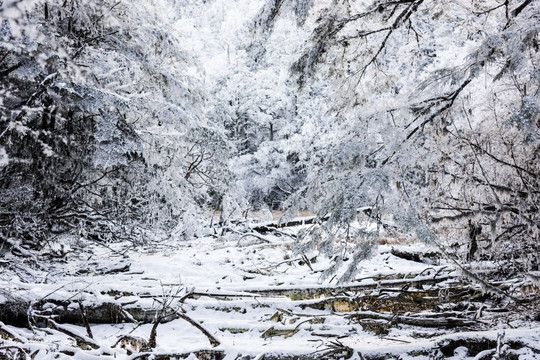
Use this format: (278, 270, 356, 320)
(1, 219, 539, 359)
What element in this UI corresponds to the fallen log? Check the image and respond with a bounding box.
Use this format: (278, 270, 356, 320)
(299, 286, 478, 313)
(31, 314, 103, 351)
(240, 274, 453, 299)
(250, 216, 320, 233)
(0, 321, 26, 343)
(0, 299, 178, 327)
(434, 337, 530, 358)
(390, 247, 442, 264)
(0, 301, 31, 327)
(178, 290, 261, 303)
(346, 311, 476, 328)
(300, 293, 433, 313)
(129, 349, 225, 360)
(249, 208, 397, 235)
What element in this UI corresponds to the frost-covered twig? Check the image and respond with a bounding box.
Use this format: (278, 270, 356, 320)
(78, 301, 93, 339)
(31, 314, 105, 352)
(153, 298, 221, 348)
(237, 232, 276, 246)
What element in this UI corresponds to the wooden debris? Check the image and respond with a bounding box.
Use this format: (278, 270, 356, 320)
(113, 335, 148, 354)
(130, 350, 225, 360)
(390, 247, 442, 263)
(241, 274, 453, 299)
(347, 311, 476, 329)
(153, 298, 221, 348)
(0, 321, 26, 343)
(31, 314, 102, 351)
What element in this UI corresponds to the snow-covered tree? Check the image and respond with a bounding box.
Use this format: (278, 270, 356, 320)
(0, 0, 232, 247)
(258, 0, 540, 278)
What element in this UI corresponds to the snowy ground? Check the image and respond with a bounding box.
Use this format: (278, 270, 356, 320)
(1, 224, 539, 359)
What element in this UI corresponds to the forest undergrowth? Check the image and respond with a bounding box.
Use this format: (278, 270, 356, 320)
(1, 217, 539, 360)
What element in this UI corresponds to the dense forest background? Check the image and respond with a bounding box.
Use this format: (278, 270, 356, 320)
(1, 0, 538, 279)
